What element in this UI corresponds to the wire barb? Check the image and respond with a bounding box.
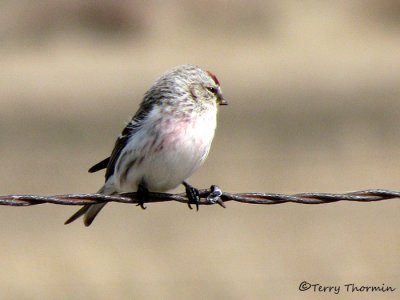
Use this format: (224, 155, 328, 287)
(0, 188, 399, 207)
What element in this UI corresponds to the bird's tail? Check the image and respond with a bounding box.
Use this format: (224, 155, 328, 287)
(64, 185, 113, 226)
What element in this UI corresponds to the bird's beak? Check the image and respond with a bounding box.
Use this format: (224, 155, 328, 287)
(217, 88, 228, 105)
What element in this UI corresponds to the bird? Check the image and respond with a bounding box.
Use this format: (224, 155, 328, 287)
(65, 64, 227, 226)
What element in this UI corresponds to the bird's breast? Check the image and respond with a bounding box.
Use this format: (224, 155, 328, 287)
(114, 107, 217, 192)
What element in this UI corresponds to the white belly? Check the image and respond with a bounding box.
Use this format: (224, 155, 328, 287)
(113, 107, 217, 192)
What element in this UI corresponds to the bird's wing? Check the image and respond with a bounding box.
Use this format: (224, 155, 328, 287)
(88, 124, 136, 179)
(88, 157, 110, 173)
(102, 124, 135, 180)
(88, 99, 156, 180)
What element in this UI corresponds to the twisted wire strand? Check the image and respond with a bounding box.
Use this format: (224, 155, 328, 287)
(0, 188, 399, 207)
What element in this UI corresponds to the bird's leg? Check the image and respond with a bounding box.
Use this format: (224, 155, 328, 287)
(137, 184, 148, 209)
(183, 181, 200, 211)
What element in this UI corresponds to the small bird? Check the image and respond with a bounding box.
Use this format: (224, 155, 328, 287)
(65, 64, 227, 226)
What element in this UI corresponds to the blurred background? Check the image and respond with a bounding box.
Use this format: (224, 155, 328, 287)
(1, 0, 400, 299)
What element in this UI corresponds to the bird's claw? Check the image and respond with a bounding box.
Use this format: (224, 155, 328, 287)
(137, 184, 148, 209)
(207, 185, 225, 208)
(183, 181, 200, 211)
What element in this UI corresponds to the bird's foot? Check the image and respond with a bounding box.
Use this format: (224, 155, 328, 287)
(183, 181, 200, 211)
(137, 184, 148, 209)
(207, 185, 225, 208)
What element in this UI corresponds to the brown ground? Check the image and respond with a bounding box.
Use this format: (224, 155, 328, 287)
(1, 1, 400, 299)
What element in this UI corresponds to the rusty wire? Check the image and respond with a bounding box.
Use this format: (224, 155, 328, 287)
(0, 188, 399, 207)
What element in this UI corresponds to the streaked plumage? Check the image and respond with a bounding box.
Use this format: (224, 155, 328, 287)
(65, 65, 227, 226)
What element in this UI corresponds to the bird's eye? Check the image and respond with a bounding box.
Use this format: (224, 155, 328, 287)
(207, 87, 218, 94)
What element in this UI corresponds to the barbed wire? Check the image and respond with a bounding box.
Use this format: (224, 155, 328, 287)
(0, 187, 399, 208)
